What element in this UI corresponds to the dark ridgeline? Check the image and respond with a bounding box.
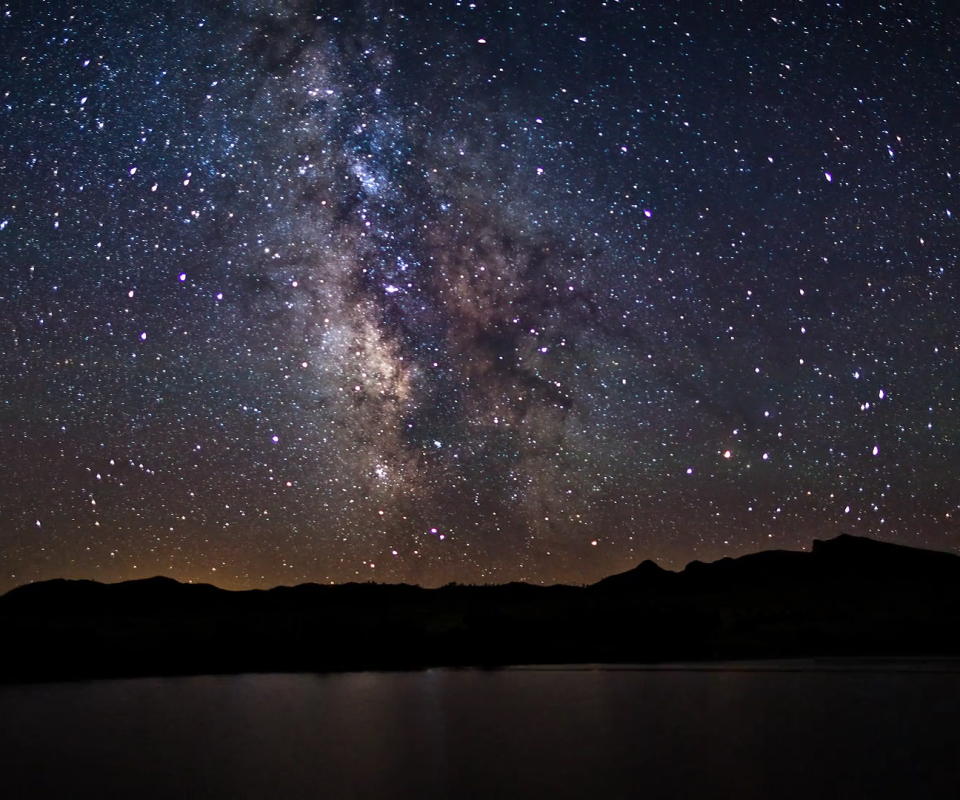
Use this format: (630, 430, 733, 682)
(3, 534, 960, 683)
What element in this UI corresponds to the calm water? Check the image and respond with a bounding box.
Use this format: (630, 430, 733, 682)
(1, 663, 959, 799)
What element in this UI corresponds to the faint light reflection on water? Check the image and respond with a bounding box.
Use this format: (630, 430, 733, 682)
(1, 664, 959, 799)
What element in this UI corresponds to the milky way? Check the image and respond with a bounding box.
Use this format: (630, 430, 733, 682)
(1, 1, 959, 590)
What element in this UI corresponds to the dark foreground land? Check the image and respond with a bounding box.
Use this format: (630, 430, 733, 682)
(3, 534, 960, 683)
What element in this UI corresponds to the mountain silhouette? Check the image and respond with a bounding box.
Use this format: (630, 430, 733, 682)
(3, 534, 960, 683)
(595, 533, 960, 592)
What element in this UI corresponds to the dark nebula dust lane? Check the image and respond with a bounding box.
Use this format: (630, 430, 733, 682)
(1, 1, 959, 590)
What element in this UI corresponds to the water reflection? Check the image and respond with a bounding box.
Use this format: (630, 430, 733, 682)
(1, 665, 958, 799)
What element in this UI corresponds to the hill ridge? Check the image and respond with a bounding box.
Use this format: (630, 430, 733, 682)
(3, 533, 960, 683)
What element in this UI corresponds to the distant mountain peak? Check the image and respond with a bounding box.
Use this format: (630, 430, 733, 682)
(591, 557, 675, 592)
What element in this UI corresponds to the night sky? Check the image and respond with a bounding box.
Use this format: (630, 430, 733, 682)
(1, 0, 958, 592)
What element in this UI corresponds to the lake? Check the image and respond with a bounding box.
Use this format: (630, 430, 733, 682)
(1, 663, 958, 799)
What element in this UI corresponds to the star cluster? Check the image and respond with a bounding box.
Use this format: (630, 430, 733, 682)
(1, 1, 959, 590)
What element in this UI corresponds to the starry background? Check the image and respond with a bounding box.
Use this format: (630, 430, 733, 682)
(1, 0, 958, 591)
